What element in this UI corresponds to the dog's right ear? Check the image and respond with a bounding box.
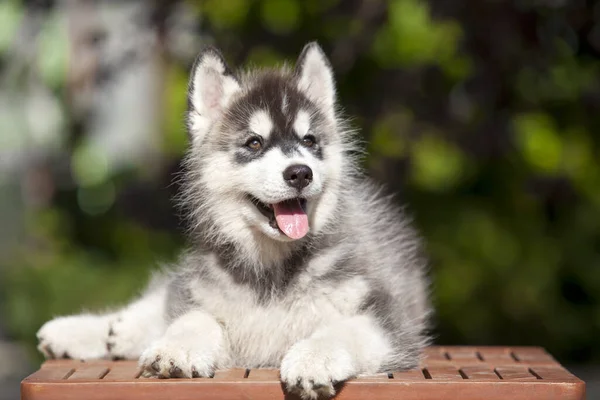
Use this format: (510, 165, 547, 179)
(187, 47, 241, 144)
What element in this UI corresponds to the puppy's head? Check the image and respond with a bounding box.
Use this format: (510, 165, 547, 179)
(184, 43, 350, 247)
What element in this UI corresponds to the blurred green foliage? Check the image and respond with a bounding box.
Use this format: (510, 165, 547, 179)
(1, 0, 600, 365)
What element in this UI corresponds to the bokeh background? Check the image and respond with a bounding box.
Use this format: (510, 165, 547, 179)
(1, 0, 599, 397)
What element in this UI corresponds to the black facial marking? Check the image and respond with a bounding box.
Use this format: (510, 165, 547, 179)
(234, 148, 261, 164)
(279, 140, 301, 157)
(226, 72, 326, 164)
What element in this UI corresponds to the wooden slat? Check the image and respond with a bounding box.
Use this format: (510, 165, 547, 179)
(246, 369, 279, 381)
(512, 347, 555, 363)
(336, 381, 585, 400)
(422, 347, 448, 364)
(446, 348, 480, 363)
(530, 366, 580, 381)
(426, 366, 463, 381)
(20, 381, 587, 400)
(212, 368, 247, 381)
(495, 366, 538, 381)
(102, 362, 141, 381)
(460, 366, 500, 381)
(24, 365, 74, 381)
(67, 365, 109, 380)
(41, 359, 111, 368)
(478, 348, 515, 363)
(354, 372, 390, 381)
(21, 346, 586, 400)
(40, 359, 79, 368)
(391, 369, 426, 381)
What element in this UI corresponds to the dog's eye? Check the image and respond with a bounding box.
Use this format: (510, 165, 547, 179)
(302, 135, 316, 148)
(245, 137, 262, 151)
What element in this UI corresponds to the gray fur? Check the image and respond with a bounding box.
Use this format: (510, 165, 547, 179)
(36, 42, 430, 400)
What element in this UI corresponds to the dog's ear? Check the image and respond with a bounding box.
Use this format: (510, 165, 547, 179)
(187, 47, 241, 143)
(295, 42, 336, 120)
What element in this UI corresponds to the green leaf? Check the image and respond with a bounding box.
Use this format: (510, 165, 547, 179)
(71, 143, 110, 187)
(410, 134, 468, 191)
(37, 12, 69, 89)
(513, 113, 562, 174)
(372, 0, 470, 80)
(246, 46, 284, 67)
(260, 0, 301, 35)
(0, 0, 23, 54)
(202, 0, 249, 29)
(163, 64, 189, 156)
(369, 111, 413, 158)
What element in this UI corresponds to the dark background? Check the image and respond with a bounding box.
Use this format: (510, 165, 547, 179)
(0, 0, 599, 394)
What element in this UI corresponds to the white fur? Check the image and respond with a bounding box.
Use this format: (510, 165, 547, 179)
(297, 44, 336, 121)
(37, 280, 169, 361)
(139, 310, 226, 378)
(282, 92, 288, 113)
(179, 267, 371, 370)
(248, 109, 273, 139)
(293, 110, 311, 138)
(280, 315, 392, 399)
(106, 284, 168, 359)
(308, 140, 345, 234)
(303, 244, 350, 278)
(37, 314, 111, 360)
(189, 51, 241, 143)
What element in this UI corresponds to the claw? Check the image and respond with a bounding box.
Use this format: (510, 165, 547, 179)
(151, 356, 161, 373)
(44, 345, 56, 359)
(168, 365, 183, 377)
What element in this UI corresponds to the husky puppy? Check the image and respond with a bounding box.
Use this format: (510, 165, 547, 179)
(36, 42, 430, 399)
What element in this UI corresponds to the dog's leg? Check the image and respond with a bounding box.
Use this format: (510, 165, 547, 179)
(105, 283, 168, 360)
(139, 309, 227, 378)
(37, 277, 168, 361)
(37, 313, 114, 360)
(280, 315, 396, 400)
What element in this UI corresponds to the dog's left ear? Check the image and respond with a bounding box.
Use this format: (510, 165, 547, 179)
(295, 42, 336, 120)
(187, 47, 241, 143)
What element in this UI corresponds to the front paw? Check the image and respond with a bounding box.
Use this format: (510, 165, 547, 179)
(280, 339, 355, 400)
(37, 315, 110, 360)
(107, 313, 162, 360)
(139, 338, 215, 378)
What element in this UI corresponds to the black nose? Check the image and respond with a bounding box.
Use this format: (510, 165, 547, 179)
(283, 164, 313, 190)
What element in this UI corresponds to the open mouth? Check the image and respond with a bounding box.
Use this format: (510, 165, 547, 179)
(248, 196, 309, 239)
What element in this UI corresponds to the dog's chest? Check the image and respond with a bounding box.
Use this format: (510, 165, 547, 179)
(193, 275, 368, 366)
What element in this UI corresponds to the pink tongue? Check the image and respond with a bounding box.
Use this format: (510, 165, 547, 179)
(273, 199, 309, 239)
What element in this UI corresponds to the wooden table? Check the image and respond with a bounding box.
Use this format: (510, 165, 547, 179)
(21, 346, 585, 399)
